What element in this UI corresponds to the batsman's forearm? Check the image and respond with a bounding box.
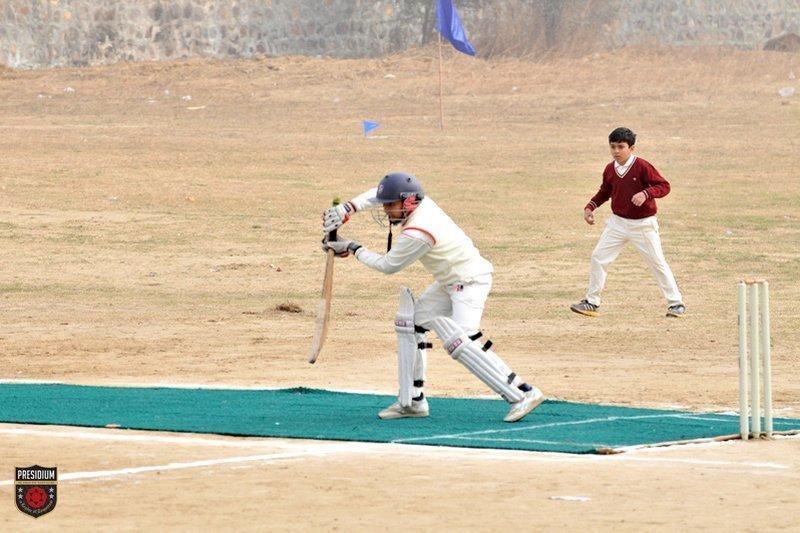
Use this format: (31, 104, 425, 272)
(353, 235, 430, 274)
(354, 248, 406, 274)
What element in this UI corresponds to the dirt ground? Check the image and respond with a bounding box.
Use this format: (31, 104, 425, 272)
(0, 45, 799, 529)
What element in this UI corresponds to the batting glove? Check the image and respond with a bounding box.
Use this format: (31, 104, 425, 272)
(322, 236, 362, 258)
(322, 203, 353, 233)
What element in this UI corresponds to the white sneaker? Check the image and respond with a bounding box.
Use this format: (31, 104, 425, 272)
(503, 387, 545, 423)
(378, 398, 429, 420)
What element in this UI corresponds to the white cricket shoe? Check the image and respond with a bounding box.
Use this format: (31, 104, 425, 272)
(503, 387, 545, 423)
(378, 398, 429, 420)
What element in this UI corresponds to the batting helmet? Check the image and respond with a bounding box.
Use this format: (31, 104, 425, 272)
(374, 172, 425, 204)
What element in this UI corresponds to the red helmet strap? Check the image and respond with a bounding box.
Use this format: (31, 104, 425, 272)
(402, 195, 420, 217)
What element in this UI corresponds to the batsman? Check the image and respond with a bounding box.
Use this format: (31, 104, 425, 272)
(321, 172, 544, 423)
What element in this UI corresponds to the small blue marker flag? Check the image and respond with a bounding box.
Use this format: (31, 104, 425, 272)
(362, 120, 380, 136)
(436, 0, 476, 56)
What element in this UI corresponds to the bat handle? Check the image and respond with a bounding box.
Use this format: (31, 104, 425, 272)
(329, 197, 340, 242)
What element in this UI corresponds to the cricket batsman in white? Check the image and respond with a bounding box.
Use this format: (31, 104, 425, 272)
(322, 172, 544, 423)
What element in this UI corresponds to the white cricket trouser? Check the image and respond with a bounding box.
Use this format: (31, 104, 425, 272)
(585, 214, 683, 307)
(413, 275, 492, 334)
(412, 276, 525, 403)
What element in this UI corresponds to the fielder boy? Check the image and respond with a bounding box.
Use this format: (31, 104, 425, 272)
(322, 172, 544, 422)
(571, 127, 685, 318)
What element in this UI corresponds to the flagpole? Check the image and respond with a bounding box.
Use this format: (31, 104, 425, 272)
(437, 31, 444, 131)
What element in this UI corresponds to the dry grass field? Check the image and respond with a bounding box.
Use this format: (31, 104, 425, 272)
(0, 45, 799, 529)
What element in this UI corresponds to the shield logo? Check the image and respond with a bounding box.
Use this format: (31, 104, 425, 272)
(15, 465, 57, 518)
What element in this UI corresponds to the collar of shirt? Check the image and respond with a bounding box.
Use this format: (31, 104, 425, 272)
(614, 154, 636, 177)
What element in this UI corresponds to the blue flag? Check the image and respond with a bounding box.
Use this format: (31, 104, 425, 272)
(362, 120, 380, 136)
(436, 0, 476, 56)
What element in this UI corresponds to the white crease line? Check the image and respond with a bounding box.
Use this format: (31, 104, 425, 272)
(392, 412, 800, 445)
(392, 443, 792, 471)
(620, 432, 800, 455)
(3, 412, 785, 458)
(0, 427, 793, 475)
(674, 415, 741, 423)
(628, 438, 741, 454)
(447, 436, 612, 448)
(0, 438, 790, 484)
(4, 414, 798, 462)
(0, 425, 393, 457)
(0, 425, 594, 460)
(0, 427, 298, 450)
(392, 413, 687, 443)
(395, 442, 791, 470)
(0, 448, 351, 487)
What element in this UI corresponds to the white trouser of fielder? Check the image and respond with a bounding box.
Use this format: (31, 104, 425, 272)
(585, 214, 683, 307)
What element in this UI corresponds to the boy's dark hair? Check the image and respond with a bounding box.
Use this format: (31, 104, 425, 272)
(609, 127, 636, 146)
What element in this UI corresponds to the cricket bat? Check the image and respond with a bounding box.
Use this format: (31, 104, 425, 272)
(308, 198, 340, 364)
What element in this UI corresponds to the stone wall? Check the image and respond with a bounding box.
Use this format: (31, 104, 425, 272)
(598, 0, 800, 48)
(1, 0, 798, 69)
(0, 0, 430, 68)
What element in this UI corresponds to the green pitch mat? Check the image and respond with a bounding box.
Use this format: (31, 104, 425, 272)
(0, 384, 797, 454)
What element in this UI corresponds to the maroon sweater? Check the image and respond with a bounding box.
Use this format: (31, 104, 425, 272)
(585, 157, 670, 219)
